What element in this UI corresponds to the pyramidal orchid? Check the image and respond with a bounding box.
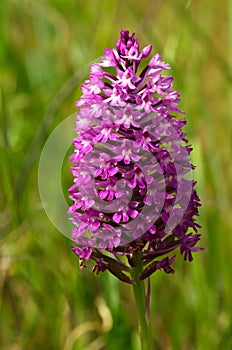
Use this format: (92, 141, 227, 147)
(69, 30, 202, 349)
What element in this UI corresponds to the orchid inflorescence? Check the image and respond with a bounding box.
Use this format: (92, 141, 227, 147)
(69, 30, 202, 284)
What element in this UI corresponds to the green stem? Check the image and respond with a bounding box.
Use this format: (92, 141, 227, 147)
(131, 254, 153, 350)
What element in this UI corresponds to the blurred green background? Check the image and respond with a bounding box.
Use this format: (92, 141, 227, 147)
(0, 0, 231, 349)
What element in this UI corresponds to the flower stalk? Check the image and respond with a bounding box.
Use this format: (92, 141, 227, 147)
(131, 252, 153, 350)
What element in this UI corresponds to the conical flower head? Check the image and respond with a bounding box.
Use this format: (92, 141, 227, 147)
(69, 30, 202, 283)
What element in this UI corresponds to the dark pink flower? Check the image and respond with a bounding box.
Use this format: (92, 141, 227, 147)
(69, 30, 202, 283)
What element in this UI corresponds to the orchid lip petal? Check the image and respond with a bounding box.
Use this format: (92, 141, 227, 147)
(113, 212, 121, 223)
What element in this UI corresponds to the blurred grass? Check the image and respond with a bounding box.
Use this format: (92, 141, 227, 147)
(0, 0, 231, 349)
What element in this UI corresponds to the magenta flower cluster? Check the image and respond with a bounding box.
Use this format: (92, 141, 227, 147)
(69, 30, 202, 283)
